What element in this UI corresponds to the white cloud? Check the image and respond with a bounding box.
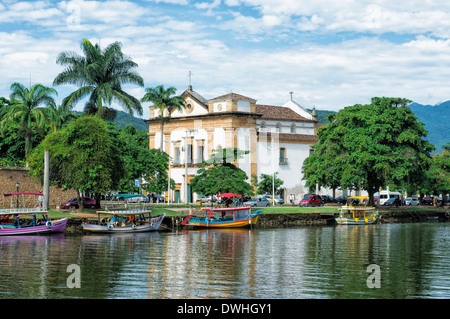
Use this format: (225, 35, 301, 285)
(0, 0, 449, 116)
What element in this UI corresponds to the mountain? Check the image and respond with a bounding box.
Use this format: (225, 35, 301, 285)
(110, 110, 148, 131)
(409, 101, 449, 154)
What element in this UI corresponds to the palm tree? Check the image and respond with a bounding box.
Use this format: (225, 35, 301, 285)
(141, 85, 185, 151)
(47, 104, 78, 132)
(53, 39, 144, 119)
(0, 82, 57, 160)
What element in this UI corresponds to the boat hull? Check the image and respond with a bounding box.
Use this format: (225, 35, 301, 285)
(0, 218, 68, 236)
(183, 213, 259, 229)
(82, 214, 165, 233)
(335, 217, 378, 225)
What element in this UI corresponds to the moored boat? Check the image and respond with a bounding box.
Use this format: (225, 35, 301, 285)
(0, 209, 68, 236)
(335, 205, 379, 225)
(81, 210, 165, 233)
(181, 206, 260, 228)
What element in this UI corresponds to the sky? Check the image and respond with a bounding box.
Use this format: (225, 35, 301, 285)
(1, 0, 449, 119)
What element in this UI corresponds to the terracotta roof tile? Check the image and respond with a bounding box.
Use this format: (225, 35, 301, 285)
(209, 93, 256, 102)
(258, 131, 318, 142)
(256, 104, 312, 122)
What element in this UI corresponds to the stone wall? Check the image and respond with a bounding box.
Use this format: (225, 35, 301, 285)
(0, 166, 77, 209)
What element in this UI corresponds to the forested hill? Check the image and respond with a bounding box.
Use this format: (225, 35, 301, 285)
(409, 101, 449, 154)
(110, 110, 148, 131)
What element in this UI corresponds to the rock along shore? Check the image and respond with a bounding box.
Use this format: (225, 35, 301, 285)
(63, 208, 450, 234)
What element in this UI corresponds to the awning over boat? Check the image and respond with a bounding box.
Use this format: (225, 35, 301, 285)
(217, 193, 242, 198)
(110, 194, 146, 198)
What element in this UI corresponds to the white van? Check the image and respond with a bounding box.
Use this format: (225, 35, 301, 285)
(377, 191, 402, 206)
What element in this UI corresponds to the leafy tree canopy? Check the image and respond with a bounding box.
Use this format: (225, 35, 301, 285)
(253, 173, 284, 196)
(29, 116, 124, 207)
(190, 148, 253, 196)
(303, 97, 435, 204)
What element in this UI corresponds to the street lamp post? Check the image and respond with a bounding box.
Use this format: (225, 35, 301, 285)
(267, 146, 279, 206)
(163, 139, 181, 205)
(183, 130, 197, 204)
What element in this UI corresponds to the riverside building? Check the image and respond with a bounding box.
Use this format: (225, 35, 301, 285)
(145, 84, 319, 204)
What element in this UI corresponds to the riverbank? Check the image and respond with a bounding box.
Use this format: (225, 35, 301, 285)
(59, 206, 450, 234)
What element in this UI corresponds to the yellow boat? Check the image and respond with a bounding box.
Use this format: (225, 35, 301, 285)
(335, 206, 379, 225)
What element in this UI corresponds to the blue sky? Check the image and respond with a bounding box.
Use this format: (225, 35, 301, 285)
(1, 0, 449, 119)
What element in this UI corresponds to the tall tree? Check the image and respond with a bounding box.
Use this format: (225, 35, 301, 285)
(0, 83, 57, 160)
(140, 85, 185, 151)
(53, 39, 144, 120)
(422, 142, 450, 205)
(28, 116, 124, 209)
(115, 125, 171, 194)
(190, 148, 254, 197)
(303, 97, 435, 205)
(254, 172, 284, 196)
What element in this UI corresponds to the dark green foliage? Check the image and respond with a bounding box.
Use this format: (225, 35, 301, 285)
(303, 97, 435, 204)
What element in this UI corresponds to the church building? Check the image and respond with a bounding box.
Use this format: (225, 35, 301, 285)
(145, 84, 319, 204)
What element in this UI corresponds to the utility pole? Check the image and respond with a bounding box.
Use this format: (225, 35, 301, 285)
(43, 150, 50, 210)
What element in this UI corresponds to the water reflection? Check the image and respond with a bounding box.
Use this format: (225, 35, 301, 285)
(0, 223, 449, 299)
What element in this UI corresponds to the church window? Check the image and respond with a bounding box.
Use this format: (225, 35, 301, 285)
(275, 123, 281, 132)
(290, 124, 296, 133)
(260, 122, 266, 130)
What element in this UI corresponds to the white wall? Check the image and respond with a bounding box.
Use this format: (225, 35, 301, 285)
(257, 140, 312, 201)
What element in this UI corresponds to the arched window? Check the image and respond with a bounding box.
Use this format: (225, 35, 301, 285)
(275, 123, 281, 132)
(260, 122, 266, 130)
(290, 124, 296, 133)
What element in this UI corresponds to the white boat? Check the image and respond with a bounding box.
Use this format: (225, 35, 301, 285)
(81, 210, 165, 233)
(335, 206, 379, 225)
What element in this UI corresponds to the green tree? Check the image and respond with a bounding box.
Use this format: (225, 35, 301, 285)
(254, 172, 284, 195)
(140, 85, 185, 151)
(115, 125, 171, 194)
(190, 148, 253, 197)
(422, 143, 450, 205)
(0, 83, 57, 160)
(303, 97, 435, 205)
(47, 104, 78, 132)
(53, 39, 144, 120)
(28, 116, 124, 209)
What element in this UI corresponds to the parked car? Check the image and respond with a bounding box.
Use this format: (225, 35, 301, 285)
(244, 197, 271, 207)
(126, 194, 147, 203)
(335, 196, 348, 204)
(422, 196, 435, 205)
(404, 197, 420, 206)
(374, 196, 380, 205)
(299, 195, 324, 207)
(201, 195, 218, 203)
(261, 195, 284, 205)
(383, 197, 402, 207)
(321, 195, 334, 203)
(151, 194, 166, 203)
(60, 197, 96, 209)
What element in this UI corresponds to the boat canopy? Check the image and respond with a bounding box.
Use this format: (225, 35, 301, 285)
(217, 193, 242, 198)
(96, 210, 151, 216)
(0, 210, 48, 216)
(110, 194, 146, 199)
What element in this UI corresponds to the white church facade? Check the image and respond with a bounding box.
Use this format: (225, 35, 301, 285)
(145, 85, 319, 204)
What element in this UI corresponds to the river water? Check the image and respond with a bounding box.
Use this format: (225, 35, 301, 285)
(0, 222, 449, 299)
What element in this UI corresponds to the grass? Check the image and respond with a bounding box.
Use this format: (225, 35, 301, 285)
(43, 204, 446, 219)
